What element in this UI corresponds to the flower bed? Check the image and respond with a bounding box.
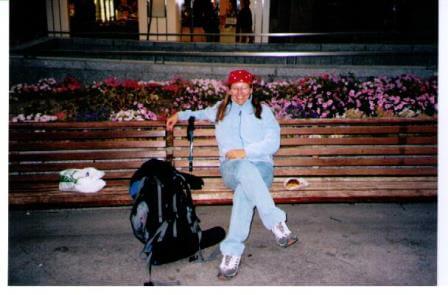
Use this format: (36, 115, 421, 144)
(9, 74, 437, 122)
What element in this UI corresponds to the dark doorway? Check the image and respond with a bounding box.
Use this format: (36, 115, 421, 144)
(10, 0, 48, 46)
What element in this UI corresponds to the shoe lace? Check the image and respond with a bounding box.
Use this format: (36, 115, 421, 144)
(224, 255, 240, 268)
(274, 222, 290, 238)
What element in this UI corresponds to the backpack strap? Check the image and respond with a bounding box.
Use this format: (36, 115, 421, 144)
(152, 176, 164, 223)
(143, 252, 154, 286)
(142, 221, 169, 255)
(176, 173, 200, 222)
(190, 245, 221, 263)
(144, 252, 181, 287)
(136, 176, 146, 193)
(172, 193, 178, 238)
(187, 116, 195, 172)
(197, 229, 205, 261)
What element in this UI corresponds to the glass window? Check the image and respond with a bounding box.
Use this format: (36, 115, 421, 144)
(69, 0, 139, 38)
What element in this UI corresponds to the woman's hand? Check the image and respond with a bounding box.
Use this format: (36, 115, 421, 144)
(225, 149, 246, 160)
(166, 113, 179, 131)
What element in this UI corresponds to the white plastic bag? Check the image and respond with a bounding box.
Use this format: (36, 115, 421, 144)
(72, 167, 105, 180)
(59, 167, 106, 193)
(74, 177, 107, 193)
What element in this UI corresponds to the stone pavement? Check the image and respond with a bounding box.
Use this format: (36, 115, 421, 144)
(8, 202, 437, 286)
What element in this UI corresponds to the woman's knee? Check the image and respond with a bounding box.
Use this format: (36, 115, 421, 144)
(234, 160, 259, 180)
(254, 162, 274, 187)
(223, 159, 272, 187)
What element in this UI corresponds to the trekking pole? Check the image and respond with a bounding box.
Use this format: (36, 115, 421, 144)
(187, 116, 195, 172)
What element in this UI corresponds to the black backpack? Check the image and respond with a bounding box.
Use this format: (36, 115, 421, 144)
(129, 159, 225, 285)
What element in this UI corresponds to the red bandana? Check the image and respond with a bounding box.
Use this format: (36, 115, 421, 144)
(226, 69, 254, 86)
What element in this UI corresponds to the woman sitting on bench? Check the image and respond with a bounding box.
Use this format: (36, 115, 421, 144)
(166, 69, 298, 280)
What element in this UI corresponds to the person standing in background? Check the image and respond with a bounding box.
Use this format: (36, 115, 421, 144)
(236, 0, 253, 43)
(202, 0, 220, 42)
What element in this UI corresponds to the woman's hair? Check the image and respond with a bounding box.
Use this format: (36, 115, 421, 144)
(215, 92, 262, 122)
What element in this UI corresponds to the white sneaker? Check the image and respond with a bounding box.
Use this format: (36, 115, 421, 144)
(272, 221, 298, 248)
(218, 255, 241, 279)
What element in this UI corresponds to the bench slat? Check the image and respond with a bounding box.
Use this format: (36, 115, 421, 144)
(9, 121, 166, 128)
(11, 182, 437, 194)
(173, 156, 436, 168)
(194, 179, 436, 191)
(10, 179, 130, 190)
(11, 174, 437, 193)
(10, 140, 166, 150)
(281, 137, 437, 146)
(9, 192, 133, 207)
(174, 167, 437, 177)
(173, 136, 436, 147)
(10, 160, 147, 173)
(9, 186, 437, 207)
(189, 189, 438, 199)
(275, 146, 437, 156)
(173, 146, 437, 157)
(275, 157, 437, 166)
(174, 125, 436, 137)
(10, 130, 166, 141)
(279, 125, 437, 135)
(276, 118, 437, 125)
(176, 118, 436, 126)
(10, 176, 437, 193)
(9, 150, 166, 162)
(9, 170, 138, 182)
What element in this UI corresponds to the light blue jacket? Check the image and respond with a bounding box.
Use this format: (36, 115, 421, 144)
(178, 97, 280, 164)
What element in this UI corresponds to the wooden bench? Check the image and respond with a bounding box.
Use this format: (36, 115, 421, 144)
(172, 118, 437, 204)
(9, 118, 437, 208)
(9, 121, 167, 208)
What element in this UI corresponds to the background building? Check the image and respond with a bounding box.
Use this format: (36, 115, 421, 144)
(10, 0, 438, 45)
(9, 0, 438, 84)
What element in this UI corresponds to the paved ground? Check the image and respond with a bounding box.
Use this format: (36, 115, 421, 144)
(8, 202, 437, 286)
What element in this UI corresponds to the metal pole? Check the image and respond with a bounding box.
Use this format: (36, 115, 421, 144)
(147, 0, 153, 40)
(190, 0, 194, 42)
(165, 0, 167, 41)
(50, 0, 55, 37)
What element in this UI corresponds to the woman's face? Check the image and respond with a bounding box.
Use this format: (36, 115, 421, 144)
(229, 82, 252, 105)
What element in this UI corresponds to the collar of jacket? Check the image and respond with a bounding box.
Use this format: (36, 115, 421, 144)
(228, 95, 254, 114)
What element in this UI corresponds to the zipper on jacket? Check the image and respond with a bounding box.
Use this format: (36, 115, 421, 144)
(238, 110, 244, 147)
